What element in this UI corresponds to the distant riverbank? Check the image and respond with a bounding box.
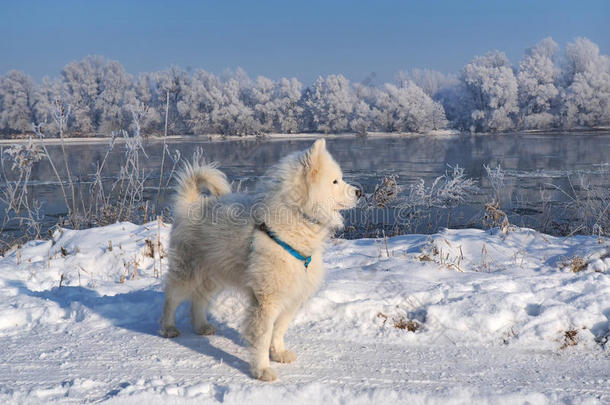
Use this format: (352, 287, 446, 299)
(0, 130, 460, 145)
(4, 127, 610, 145)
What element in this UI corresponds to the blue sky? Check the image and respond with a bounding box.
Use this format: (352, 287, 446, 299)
(1, 0, 609, 85)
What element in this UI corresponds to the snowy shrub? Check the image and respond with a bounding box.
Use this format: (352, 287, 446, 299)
(0, 138, 45, 246)
(370, 175, 400, 208)
(554, 172, 610, 236)
(404, 165, 479, 209)
(483, 164, 507, 204)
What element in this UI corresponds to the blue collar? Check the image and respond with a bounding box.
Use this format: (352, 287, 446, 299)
(258, 223, 311, 269)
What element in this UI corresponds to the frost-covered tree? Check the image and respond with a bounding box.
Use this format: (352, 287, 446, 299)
(152, 66, 190, 135)
(349, 83, 377, 135)
(517, 38, 560, 129)
(350, 100, 372, 135)
(460, 51, 519, 132)
(247, 76, 305, 134)
(32, 76, 68, 135)
(178, 68, 259, 136)
(61, 56, 105, 134)
(399, 69, 459, 98)
(249, 76, 276, 133)
(303, 75, 355, 133)
(179, 69, 270, 136)
(372, 82, 447, 133)
(213, 77, 258, 136)
(177, 69, 222, 134)
(0, 70, 36, 133)
(273, 77, 303, 133)
(124, 73, 162, 134)
(4, 38, 610, 140)
(95, 60, 133, 133)
(561, 37, 610, 128)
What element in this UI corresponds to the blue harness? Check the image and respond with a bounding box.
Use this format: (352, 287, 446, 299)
(258, 223, 311, 269)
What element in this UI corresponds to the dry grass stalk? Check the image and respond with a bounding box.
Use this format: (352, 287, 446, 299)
(371, 175, 399, 208)
(378, 312, 420, 332)
(560, 329, 579, 349)
(382, 230, 390, 258)
(484, 201, 510, 232)
(157, 216, 163, 278)
(569, 256, 587, 273)
(393, 317, 420, 332)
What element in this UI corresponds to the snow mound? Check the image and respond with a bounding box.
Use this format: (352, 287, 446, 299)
(313, 228, 610, 351)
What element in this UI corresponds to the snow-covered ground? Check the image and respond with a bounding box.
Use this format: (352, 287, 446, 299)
(0, 222, 608, 404)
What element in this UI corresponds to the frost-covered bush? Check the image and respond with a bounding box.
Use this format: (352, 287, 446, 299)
(405, 165, 479, 209)
(0, 138, 45, 246)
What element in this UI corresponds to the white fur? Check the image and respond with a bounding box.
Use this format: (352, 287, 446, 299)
(160, 139, 359, 381)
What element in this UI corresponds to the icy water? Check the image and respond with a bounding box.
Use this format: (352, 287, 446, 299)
(3, 131, 610, 236)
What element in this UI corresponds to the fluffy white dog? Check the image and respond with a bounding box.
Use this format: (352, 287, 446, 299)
(160, 139, 361, 381)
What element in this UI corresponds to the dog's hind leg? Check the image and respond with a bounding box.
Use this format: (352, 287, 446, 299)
(160, 280, 190, 338)
(247, 296, 281, 381)
(190, 279, 221, 336)
(270, 304, 299, 363)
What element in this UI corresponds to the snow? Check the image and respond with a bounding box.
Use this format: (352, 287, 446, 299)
(0, 222, 608, 404)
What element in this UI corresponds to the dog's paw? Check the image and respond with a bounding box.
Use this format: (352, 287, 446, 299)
(194, 323, 216, 336)
(160, 326, 181, 338)
(271, 349, 296, 364)
(252, 366, 277, 382)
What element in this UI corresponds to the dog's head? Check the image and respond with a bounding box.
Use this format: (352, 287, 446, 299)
(300, 139, 361, 227)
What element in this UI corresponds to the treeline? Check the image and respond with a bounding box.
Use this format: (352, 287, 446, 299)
(0, 37, 608, 138)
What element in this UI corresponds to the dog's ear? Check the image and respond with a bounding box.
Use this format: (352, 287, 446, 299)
(311, 138, 326, 152)
(304, 139, 326, 180)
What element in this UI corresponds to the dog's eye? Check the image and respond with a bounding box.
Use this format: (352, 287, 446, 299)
(333, 179, 338, 184)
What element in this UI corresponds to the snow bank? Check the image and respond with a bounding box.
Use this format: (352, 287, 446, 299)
(0, 222, 608, 403)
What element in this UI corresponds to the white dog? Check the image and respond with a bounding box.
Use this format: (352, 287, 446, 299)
(160, 139, 361, 381)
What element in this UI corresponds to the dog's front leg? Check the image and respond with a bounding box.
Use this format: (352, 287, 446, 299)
(248, 298, 281, 381)
(270, 304, 299, 363)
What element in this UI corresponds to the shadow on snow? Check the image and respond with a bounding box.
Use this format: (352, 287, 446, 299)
(7, 280, 252, 377)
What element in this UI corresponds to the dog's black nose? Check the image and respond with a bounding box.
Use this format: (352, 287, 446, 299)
(355, 188, 362, 198)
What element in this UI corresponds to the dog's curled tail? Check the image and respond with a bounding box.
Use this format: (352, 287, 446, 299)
(174, 160, 231, 216)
